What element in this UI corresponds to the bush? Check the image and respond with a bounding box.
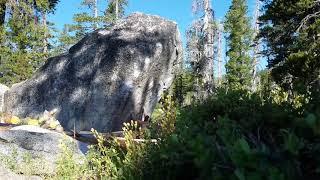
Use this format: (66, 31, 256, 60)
(148, 89, 320, 179)
(54, 91, 320, 179)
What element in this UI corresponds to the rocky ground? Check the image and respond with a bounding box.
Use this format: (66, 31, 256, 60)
(0, 125, 87, 178)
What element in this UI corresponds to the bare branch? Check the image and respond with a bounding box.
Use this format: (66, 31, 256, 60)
(296, 11, 320, 32)
(296, 0, 320, 32)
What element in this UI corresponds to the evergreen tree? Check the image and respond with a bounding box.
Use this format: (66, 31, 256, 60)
(0, 0, 6, 27)
(53, 0, 104, 54)
(0, 0, 58, 85)
(56, 0, 128, 55)
(74, 0, 128, 35)
(107, 0, 128, 20)
(259, 0, 320, 96)
(52, 24, 78, 55)
(224, 0, 253, 90)
(70, 0, 104, 39)
(171, 70, 196, 106)
(186, 20, 205, 101)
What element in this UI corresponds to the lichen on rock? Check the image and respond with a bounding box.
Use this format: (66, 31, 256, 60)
(3, 13, 183, 132)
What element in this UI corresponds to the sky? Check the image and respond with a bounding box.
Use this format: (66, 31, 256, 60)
(48, 0, 266, 71)
(49, 0, 257, 31)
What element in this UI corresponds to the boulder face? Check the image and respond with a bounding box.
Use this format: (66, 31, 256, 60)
(0, 125, 86, 175)
(0, 164, 42, 180)
(4, 13, 183, 132)
(0, 84, 9, 113)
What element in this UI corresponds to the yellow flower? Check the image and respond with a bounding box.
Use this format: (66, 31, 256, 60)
(27, 118, 40, 126)
(10, 116, 21, 125)
(49, 120, 59, 129)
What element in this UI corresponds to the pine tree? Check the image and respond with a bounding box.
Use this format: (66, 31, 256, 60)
(224, 0, 253, 90)
(259, 0, 320, 95)
(0, 0, 6, 27)
(53, 0, 104, 54)
(106, 0, 128, 20)
(186, 20, 204, 100)
(0, 0, 58, 85)
(60, 0, 128, 51)
(52, 24, 78, 55)
(171, 70, 195, 106)
(70, 0, 104, 39)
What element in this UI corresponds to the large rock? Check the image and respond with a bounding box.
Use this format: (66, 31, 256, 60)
(0, 84, 9, 113)
(0, 164, 42, 180)
(0, 125, 86, 175)
(3, 13, 183, 132)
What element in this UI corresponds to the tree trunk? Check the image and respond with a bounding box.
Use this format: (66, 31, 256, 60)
(42, 12, 48, 54)
(115, 0, 119, 20)
(202, 0, 215, 98)
(252, 0, 261, 91)
(217, 23, 223, 86)
(0, 0, 6, 26)
(94, 0, 98, 29)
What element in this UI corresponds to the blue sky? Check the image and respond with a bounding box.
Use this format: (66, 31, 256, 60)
(49, 0, 256, 32)
(49, 0, 266, 71)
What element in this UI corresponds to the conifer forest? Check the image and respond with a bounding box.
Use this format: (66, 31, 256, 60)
(0, 0, 320, 179)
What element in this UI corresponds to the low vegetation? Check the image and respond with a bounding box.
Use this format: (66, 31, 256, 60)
(0, 0, 319, 179)
(46, 86, 317, 179)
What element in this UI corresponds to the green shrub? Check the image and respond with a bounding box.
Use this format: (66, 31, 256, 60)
(54, 137, 89, 179)
(53, 91, 320, 179)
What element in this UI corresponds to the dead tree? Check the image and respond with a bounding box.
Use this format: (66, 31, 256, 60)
(252, 0, 261, 91)
(202, 0, 215, 98)
(189, 0, 216, 100)
(217, 21, 223, 86)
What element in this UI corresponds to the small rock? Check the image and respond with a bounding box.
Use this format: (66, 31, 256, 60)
(48, 119, 60, 129)
(38, 110, 51, 124)
(0, 125, 87, 176)
(55, 125, 64, 133)
(10, 125, 53, 134)
(0, 164, 42, 180)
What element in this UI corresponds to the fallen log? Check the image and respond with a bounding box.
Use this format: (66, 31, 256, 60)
(115, 137, 158, 147)
(0, 123, 157, 149)
(0, 123, 18, 131)
(65, 130, 157, 148)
